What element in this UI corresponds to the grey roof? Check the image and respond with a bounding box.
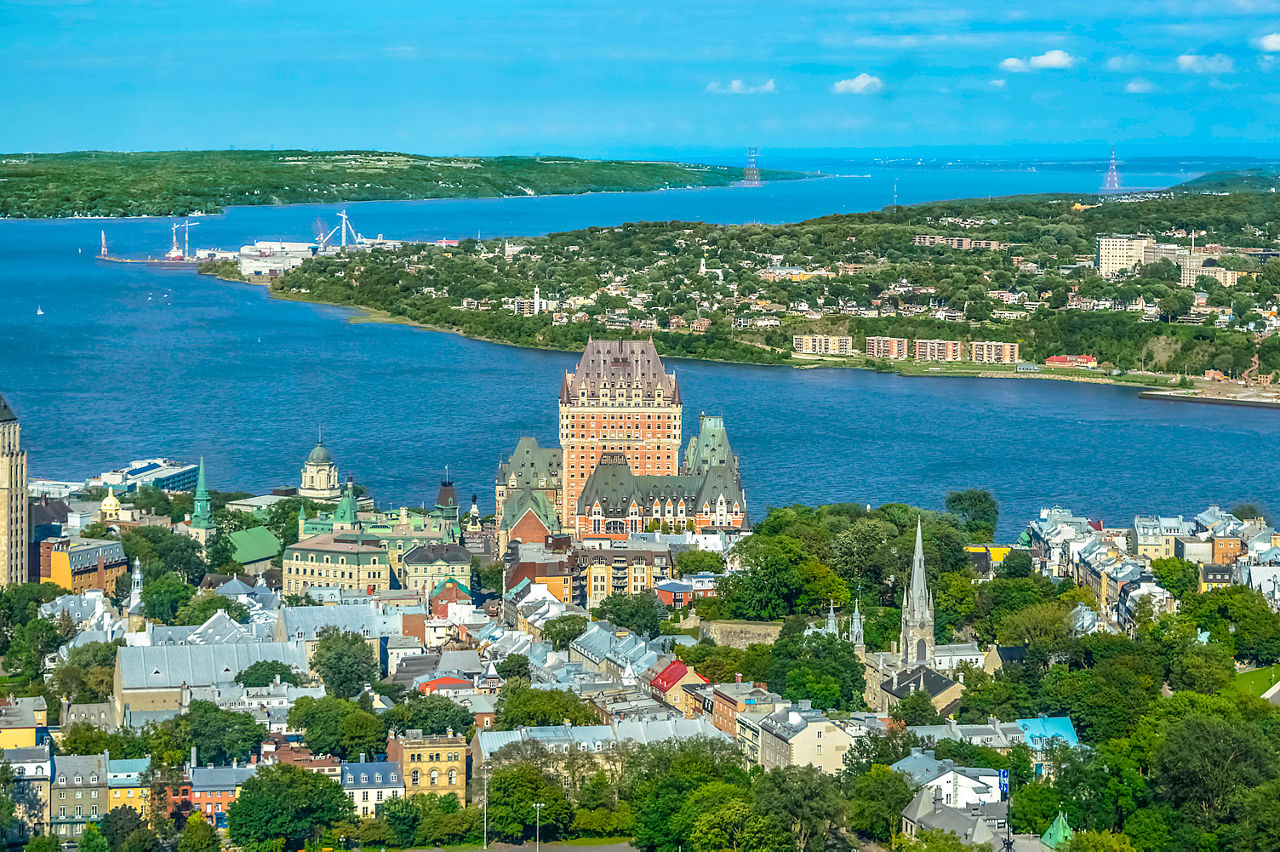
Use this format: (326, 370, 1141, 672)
(560, 339, 679, 404)
(883, 665, 958, 701)
(53, 754, 107, 784)
(279, 606, 401, 641)
(902, 789, 1001, 845)
(5, 744, 51, 764)
(436, 650, 483, 676)
(306, 441, 333, 465)
(576, 452, 745, 524)
(497, 436, 562, 488)
(116, 642, 309, 689)
(340, 761, 402, 789)
(190, 765, 257, 792)
(0, 394, 16, 424)
(891, 748, 998, 788)
(402, 542, 472, 565)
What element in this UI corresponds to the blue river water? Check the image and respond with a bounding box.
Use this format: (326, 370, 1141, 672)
(1, 162, 1276, 535)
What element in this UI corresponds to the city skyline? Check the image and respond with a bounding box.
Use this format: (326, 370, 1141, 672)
(4, 0, 1280, 156)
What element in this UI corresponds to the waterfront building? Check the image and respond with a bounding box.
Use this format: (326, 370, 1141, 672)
(298, 432, 341, 500)
(793, 334, 853, 356)
(0, 395, 28, 586)
(558, 339, 683, 530)
(386, 729, 466, 801)
(865, 336, 909, 360)
(282, 531, 390, 595)
(914, 339, 963, 362)
(968, 341, 1020, 364)
(92, 458, 198, 493)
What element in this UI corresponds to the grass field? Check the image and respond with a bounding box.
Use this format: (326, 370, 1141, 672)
(1224, 665, 1280, 698)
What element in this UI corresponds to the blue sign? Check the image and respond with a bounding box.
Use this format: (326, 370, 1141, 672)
(999, 769, 1010, 795)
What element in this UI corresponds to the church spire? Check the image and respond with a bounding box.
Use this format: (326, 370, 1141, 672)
(908, 516, 928, 614)
(191, 457, 213, 530)
(825, 599, 837, 633)
(850, 593, 865, 649)
(900, 516, 935, 666)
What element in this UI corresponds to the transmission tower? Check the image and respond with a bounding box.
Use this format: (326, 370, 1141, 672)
(742, 147, 762, 186)
(1104, 148, 1121, 192)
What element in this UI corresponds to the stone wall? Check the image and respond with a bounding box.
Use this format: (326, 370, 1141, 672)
(699, 619, 783, 649)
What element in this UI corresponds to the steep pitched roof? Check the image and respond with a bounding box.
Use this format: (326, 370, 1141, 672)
(561, 339, 680, 404)
(0, 394, 16, 424)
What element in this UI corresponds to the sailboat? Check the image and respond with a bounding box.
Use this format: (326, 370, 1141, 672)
(36, 306, 44, 316)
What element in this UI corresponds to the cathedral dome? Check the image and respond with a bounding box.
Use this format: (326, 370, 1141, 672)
(100, 487, 121, 515)
(306, 442, 333, 465)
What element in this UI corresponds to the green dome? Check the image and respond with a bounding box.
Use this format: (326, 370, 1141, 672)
(307, 442, 333, 465)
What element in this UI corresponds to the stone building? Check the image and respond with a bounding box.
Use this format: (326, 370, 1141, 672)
(299, 431, 341, 500)
(282, 531, 390, 595)
(0, 394, 28, 586)
(386, 729, 467, 802)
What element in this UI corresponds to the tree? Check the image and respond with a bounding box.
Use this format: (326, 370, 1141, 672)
(382, 694, 473, 737)
(101, 806, 144, 848)
(677, 549, 725, 575)
(174, 592, 250, 626)
(79, 823, 110, 852)
(1150, 558, 1199, 600)
(495, 654, 530, 680)
(177, 812, 220, 852)
(24, 836, 60, 852)
(945, 489, 999, 539)
(235, 660, 302, 688)
(227, 763, 353, 849)
(338, 710, 386, 761)
(1151, 713, 1277, 827)
(998, 550, 1035, 579)
(289, 696, 364, 758)
(1062, 831, 1137, 852)
(543, 615, 589, 651)
(890, 689, 941, 726)
(847, 765, 915, 841)
(486, 763, 573, 842)
(688, 798, 780, 852)
(495, 681, 597, 730)
(997, 601, 1070, 647)
(311, 627, 378, 699)
(751, 765, 845, 852)
(379, 795, 421, 847)
(1009, 781, 1061, 833)
(121, 827, 159, 852)
(140, 574, 195, 624)
(591, 592, 666, 637)
(168, 701, 266, 765)
(1231, 503, 1267, 523)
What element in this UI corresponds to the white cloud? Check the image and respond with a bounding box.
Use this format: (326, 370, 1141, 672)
(1258, 32, 1280, 51)
(1000, 49, 1075, 72)
(1177, 53, 1235, 73)
(832, 73, 884, 94)
(706, 79, 776, 94)
(1125, 78, 1155, 93)
(990, 78, 1007, 88)
(1105, 55, 1140, 71)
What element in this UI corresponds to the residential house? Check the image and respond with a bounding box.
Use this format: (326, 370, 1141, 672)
(340, 760, 405, 817)
(757, 700, 852, 774)
(50, 753, 109, 839)
(891, 748, 1001, 809)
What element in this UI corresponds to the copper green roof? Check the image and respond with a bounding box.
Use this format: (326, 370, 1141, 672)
(228, 526, 282, 565)
(1042, 812, 1074, 850)
(501, 487, 559, 532)
(431, 577, 472, 598)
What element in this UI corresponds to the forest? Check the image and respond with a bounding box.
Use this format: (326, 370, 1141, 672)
(262, 178, 1280, 377)
(0, 150, 802, 218)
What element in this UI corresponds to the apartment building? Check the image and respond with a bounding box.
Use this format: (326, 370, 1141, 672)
(914, 339, 963, 362)
(758, 700, 852, 774)
(386, 729, 467, 802)
(866, 336, 909, 360)
(968, 341, 1020, 364)
(793, 334, 853, 356)
(1096, 235, 1152, 277)
(1182, 263, 1239, 289)
(913, 235, 1006, 251)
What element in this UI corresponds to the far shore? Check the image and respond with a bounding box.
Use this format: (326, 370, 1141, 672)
(203, 270, 1280, 408)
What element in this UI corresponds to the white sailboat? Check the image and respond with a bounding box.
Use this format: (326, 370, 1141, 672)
(36, 306, 44, 316)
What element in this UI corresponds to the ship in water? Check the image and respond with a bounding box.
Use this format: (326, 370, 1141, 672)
(98, 221, 204, 266)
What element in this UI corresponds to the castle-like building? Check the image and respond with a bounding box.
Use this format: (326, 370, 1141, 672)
(497, 340, 747, 546)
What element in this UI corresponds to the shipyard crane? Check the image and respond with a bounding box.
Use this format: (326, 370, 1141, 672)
(318, 210, 360, 249)
(167, 220, 199, 260)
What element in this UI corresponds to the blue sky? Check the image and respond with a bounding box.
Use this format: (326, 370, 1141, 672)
(3, 0, 1280, 158)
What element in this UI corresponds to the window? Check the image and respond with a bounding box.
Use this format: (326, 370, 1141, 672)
(58, 807, 65, 817)
(362, 792, 369, 802)
(430, 771, 438, 786)
(91, 806, 98, 817)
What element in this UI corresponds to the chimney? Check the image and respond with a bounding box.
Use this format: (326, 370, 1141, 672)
(446, 727, 454, 738)
(932, 787, 943, 814)
(359, 753, 366, 763)
(190, 746, 197, 768)
(735, 672, 742, 684)
(232, 758, 237, 769)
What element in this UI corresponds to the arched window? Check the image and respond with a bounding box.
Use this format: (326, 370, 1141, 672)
(430, 770, 439, 786)
(448, 769, 457, 786)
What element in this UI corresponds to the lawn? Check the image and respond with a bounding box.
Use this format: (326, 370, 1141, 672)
(1224, 665, 1280, 698)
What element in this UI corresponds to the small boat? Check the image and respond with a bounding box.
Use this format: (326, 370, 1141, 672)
(36, 306, 44, 316)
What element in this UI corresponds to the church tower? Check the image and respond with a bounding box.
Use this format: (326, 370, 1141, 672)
(189, 458, 215, 547)
(299, 427, 341, 501)
(849, 596, 866, 659)
(126, 557, 145, 630)
(899, 518, 935, 667)
(0, 395, 27, 587)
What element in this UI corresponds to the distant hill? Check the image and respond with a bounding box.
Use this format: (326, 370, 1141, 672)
(1175, 168, 1280, 194)
(0, 150, 807, 218)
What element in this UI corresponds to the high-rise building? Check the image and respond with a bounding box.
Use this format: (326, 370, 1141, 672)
(558, 340, 682, 530)
(1095, 235, 1152, 277)
(969, 341, 1020, 364)
(866, 336, 909, 360)
(0, 394, 29, 586)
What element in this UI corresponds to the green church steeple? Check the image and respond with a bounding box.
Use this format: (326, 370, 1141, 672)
(334, 476, 359, 529)
(191, 457, 214, 530)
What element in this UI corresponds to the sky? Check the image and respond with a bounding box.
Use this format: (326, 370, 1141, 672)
(3, 0, 1280, 159)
